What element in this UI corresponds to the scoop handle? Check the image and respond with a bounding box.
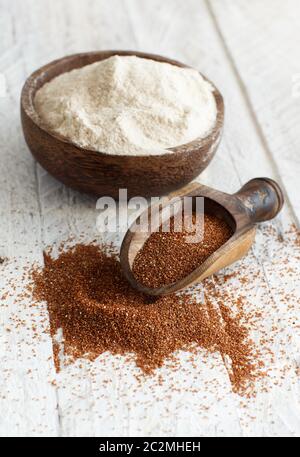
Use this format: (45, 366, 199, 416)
(234, 178, 284, 222)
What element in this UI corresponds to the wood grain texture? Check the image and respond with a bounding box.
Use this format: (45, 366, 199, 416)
(207, 0, 300, 224)
(0, 0, 299, 437)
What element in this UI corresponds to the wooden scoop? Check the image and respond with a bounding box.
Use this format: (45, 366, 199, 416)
(120, 178, 284, 296)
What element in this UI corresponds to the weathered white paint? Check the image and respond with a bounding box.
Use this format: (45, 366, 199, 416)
(208, 0, 300, 223)
(0, 0, 299, 437)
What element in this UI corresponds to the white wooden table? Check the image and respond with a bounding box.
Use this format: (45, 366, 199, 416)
(0, 0, 300, 437)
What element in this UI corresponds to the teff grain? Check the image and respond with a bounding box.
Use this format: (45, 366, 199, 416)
(132, 213, 233, 288)
(31, 242, 260, 395)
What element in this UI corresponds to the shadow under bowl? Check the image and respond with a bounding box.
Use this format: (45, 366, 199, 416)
(21, 50, 224, 199)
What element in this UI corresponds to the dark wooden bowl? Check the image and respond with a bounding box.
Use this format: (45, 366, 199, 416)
(21, 50, 224, 198)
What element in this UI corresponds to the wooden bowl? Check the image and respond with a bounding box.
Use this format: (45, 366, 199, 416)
(21, 50, 224, 199)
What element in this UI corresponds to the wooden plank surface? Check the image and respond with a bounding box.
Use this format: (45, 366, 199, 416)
(0, 0, 299, 436)
(207, 0, 300, 223)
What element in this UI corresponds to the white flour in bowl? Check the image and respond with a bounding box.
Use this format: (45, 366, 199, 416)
(34, 55, 217, 156)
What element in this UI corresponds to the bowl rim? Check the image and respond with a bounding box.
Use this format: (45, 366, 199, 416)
(21, 50, 224, 159)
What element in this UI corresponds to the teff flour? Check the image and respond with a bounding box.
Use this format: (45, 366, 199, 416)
(35, 55, 217, 156)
